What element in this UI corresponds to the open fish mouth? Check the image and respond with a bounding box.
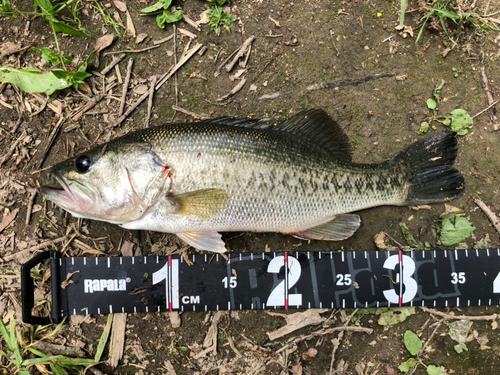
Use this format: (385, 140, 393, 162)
(41, 170, 95, 213)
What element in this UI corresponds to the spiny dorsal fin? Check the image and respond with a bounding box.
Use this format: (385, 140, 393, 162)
(197, 109, 352, 162)
(173, 189, 230, 220)
(273, 109, 352, 162)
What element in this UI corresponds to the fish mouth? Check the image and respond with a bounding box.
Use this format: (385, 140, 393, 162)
(41, 170, 95, 214)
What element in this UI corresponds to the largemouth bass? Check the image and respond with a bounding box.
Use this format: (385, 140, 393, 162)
(41, 109, 464, 252)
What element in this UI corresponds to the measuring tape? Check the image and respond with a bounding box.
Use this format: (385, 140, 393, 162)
(21, 249, 500, 324)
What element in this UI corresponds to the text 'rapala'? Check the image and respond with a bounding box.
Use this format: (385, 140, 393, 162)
(84, 279, 127, 293)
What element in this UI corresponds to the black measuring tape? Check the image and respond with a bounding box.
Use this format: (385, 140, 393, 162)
(21, 249, 500, 324)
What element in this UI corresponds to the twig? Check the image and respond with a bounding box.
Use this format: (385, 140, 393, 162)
(145, 75, 157, 128)
(72, 83, 117, 121)
(103, 45, 160, 56)
(478, 53, 499, 130)
(182, 14, 201, 31)
(36, 116, 66, 169)
(1, 236, 67, 262)
(419, 318, 445, 356)
(225, 36, 256, 72)
(475, 199, 500, 237)
(275, 325, 372, 355)
(119, 58, 134, 116)
(172, 24, 179, 121)
(420, 306, 497, 320)
(101, 53, 126, 75)
(0, 130, 27, 167)
(472, 98, 500, 119)
(172, 105, 209, 120)
(153, 34, 173, 45)
(114, 64, 123, 84)
(113, 43, 203, 127)
(217, 78, 246, 101)
(178, 28, 197, 39)
(25, 189, 36, 226)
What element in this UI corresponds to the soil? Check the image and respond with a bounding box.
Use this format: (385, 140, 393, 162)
(1, 0, 500, 374)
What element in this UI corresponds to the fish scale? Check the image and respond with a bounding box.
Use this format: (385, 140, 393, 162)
(41, 109, 464, 252)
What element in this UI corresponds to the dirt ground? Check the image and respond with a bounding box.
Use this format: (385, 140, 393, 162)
(2, 0, 500, 374)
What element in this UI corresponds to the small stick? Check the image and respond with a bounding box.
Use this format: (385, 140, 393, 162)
(36, 116, 66, 169)
(113, 43, 203, 127)
(103, 45, 160, 56)
(114, 64, 123, 84)
(172, 24, 179, 121)
(419, 318, 445, 356)
(420, 306, 497, 320)
(119, 58, 134, 116)
(72, 83, 117, 121)
(182, 14, 201, 31)
(172, 105, 209, 120)
(178, 28, 197, 39)
(217, 78, 246, 101)
(478, 53, 499, 129)
(145, 75, 157, 128)
(101, 53, 126, 75)
(475, 199, 500, 237)
(1, 236, 67, 262)
(225, 36, 255, 72)
(153, 34, 173, 45)
(472, 98, 500, 119)
(25, 189, 37, 226)
(0, 130, 27, 167)
(275, 325, 373, 355)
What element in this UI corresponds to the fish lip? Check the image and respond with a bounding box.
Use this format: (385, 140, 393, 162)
(41, 170, 94, 211)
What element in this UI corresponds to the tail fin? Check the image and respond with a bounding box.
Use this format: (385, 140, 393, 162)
(390, 131, 465, 205)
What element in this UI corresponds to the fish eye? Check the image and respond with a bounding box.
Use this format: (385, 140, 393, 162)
(75, 154, 92, 173)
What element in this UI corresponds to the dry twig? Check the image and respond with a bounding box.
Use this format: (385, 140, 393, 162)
(225, 36, 255, 72)
(475, 199, 500, 237)
(101, 53, 127, 75)
(478, 53, 499, 129)
(171, 105, 209, 120)
(420, 306, 497, 320)
(145, 75, 157, 128)
(119, 58, 134, 116)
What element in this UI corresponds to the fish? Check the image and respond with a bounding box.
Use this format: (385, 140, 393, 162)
(41, 109, 465, 253)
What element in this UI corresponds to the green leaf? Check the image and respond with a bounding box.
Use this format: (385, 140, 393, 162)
(454, 342, 468, 354)
(417, 121, 430, 135)
(427, 98, 437, 110)
(450, 109, 473, 133)
(377, 307, 415, 326)
(439, 214, 475, 246)
(401, 225, 417, 247)
(475, 235, 491, 249)
(141, 0, 172, 13)
(427, 365, 447, 375)
(156, 9, 184, 28)
(29, 47, 72, 66)
(51, 69, 91, 90)
(77, 50, 96, 73)
(50, 20, 91, 37)
(95, 314, 113, 362)
(398, 357, 417, 372)
(0, 0, 16, 17)
(0, 66, 89, 94)
(404, 330, 422, 356)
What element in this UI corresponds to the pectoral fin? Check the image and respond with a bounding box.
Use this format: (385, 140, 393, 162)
(173, 189, 230, 220)
(176, 231, 227, 253)
(286, 214, 361, 241)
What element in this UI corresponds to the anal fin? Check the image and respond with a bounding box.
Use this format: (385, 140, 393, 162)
(286, 214, 361, 241)
(176, 231, 227, 253)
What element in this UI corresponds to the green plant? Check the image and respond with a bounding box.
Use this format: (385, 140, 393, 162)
(0, 312, 112, 374)
(416, 0, 500, 44)
(93, 0, 127, 37)
(417, 80, 473, 136)
(399, 330, 446, 374)
(141, 0, 184, 29)
(206, 2, 237, 35)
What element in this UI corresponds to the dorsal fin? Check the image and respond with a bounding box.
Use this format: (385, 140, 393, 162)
(197, 109, 352, 162)
(273, 109, 352, 162)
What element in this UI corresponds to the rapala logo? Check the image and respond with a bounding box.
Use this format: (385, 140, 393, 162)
(84, 278, 128, 293)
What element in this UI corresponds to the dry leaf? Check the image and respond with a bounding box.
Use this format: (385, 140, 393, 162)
(136, 33, 148, 44)
(249, 84, 257, 91)
(266, 309, 328, 340)
(113, 0, 127, 12)
(126, 10, 136, 37)
(61, 271, 80, 289)
(0, 208, 19, 233)
(197, 10, 210, 25)
(477, 333, 490, 350)
(95, 34, 116, 52)
(301, 348, 317, 361)
(120, 240, 135, 257)
(0, 41, 24, 59)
